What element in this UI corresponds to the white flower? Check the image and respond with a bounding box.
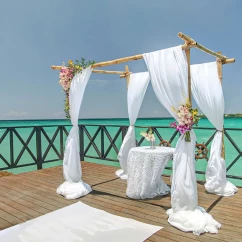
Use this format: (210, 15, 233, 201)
(150, 134, 155, 140)
(187, 113, 192, 118)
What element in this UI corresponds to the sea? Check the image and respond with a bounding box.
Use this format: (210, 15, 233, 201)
(0, 118, 242, 186)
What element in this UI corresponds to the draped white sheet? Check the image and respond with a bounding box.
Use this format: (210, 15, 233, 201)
(116, 72, 150, 179)
(143, 46, 221, 235)
(191, 62, 238, 196)
(0, 202, 162, 242)
(57, 67, 93, 199)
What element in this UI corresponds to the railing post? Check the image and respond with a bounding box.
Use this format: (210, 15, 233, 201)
(9, 128, 14, 168)
(101, 126, 104, 159)
(121, 126, 127, 141)
(36, 127, 42, 170)
(60, 126, 64, 159)
(222, 128, 225, 159)
(79, 125, 84, 161)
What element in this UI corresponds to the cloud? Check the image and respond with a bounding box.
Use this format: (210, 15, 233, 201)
(4, 111, 28, 117)
(53, 111, 65, 116)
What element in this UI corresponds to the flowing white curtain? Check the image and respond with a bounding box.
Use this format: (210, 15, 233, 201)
(143, 46, 221, 235)
(57, 67, 93, 199)
(191, 62, 238, 196)
(116, 72, 150, 179)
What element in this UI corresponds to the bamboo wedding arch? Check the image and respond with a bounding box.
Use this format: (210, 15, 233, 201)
(51, 32, 235, 158)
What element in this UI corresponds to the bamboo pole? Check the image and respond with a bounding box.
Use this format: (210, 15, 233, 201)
(217, 52, 225, 159)
(224, 58, 235, 64)
(185, 48, 192, 105)
(50, 54, 143, 70)
(51, 65, 126, 75)
(92, 70, 125, 75)
(178, 32, 235, 64)
(125, 65, 130, 88)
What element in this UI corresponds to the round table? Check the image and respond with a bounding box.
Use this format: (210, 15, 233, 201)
(126, 146, 175, 199)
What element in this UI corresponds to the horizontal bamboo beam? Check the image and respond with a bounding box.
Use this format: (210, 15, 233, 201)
(50, 54, 143, 70)
(51, 65, 126, 75)
(51, 31, 235, 70)
(224, 58, 235, 64)
(92, 55, 143, 68)
(51, 65, 64, 70)
(178, 32, 235, 64)
(120, 74, 127, 78)
(92, 70, 125, 75)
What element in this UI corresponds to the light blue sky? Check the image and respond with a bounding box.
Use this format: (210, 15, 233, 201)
(1, 0, 241, 120)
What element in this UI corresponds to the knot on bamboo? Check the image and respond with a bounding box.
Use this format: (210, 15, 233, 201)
(183, 42, 197, 50)
(218, 59, 226, 65)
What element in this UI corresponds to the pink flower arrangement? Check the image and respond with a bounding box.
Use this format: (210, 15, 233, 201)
(170, 101, 199, 142)
(59, 67, 74, 91)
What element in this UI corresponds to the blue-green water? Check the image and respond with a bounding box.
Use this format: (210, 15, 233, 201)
(1, 117, 242, 128)
(0, 118, 242, 186)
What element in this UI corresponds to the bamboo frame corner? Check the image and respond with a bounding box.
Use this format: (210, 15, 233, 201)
(178, 32, 235, 64)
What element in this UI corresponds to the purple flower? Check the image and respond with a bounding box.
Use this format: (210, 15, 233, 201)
(170, 122, 177, 128)
(175, 124, 191, 134)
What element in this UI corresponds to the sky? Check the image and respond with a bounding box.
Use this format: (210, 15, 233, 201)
(0, 0, 241, 120)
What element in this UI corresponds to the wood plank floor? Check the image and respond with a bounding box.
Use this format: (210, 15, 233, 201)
(0, 162, 241, 241)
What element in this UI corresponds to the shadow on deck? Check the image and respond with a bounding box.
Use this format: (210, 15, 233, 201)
(0, 162, 241, 242)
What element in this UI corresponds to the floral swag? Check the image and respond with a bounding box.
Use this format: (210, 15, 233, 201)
(58, 58, 95, 118)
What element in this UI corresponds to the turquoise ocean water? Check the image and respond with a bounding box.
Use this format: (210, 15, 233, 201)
(0, 118, 241, 186)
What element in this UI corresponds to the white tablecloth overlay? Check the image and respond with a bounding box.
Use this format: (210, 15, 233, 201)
(126, 146, 174, 199)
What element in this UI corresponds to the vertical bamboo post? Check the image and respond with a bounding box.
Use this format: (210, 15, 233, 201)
(185, 48, 192, 105)
(125, 65, 130, 88)
(217, 52, 225, 159)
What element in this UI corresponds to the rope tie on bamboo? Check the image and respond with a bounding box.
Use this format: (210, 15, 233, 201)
(217, 130, 223, 132)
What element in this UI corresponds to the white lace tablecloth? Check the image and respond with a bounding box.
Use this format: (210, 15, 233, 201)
(126, 146, 175, 199)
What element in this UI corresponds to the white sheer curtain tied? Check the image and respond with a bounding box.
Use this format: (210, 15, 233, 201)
(116, 72, 150, 179)
(57, 67, 93, 199)
(144, 46, 221, 235)
(191, 62, 238, 196)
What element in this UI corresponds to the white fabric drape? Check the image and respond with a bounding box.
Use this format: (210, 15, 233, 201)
(191, 62, 238, 196)
(57, 67, 93, 199)
(116, 72, 150, 179)
(143, 46, 221, 235)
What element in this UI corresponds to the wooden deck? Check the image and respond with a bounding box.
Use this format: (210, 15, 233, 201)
(0, 162, 241, 242)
